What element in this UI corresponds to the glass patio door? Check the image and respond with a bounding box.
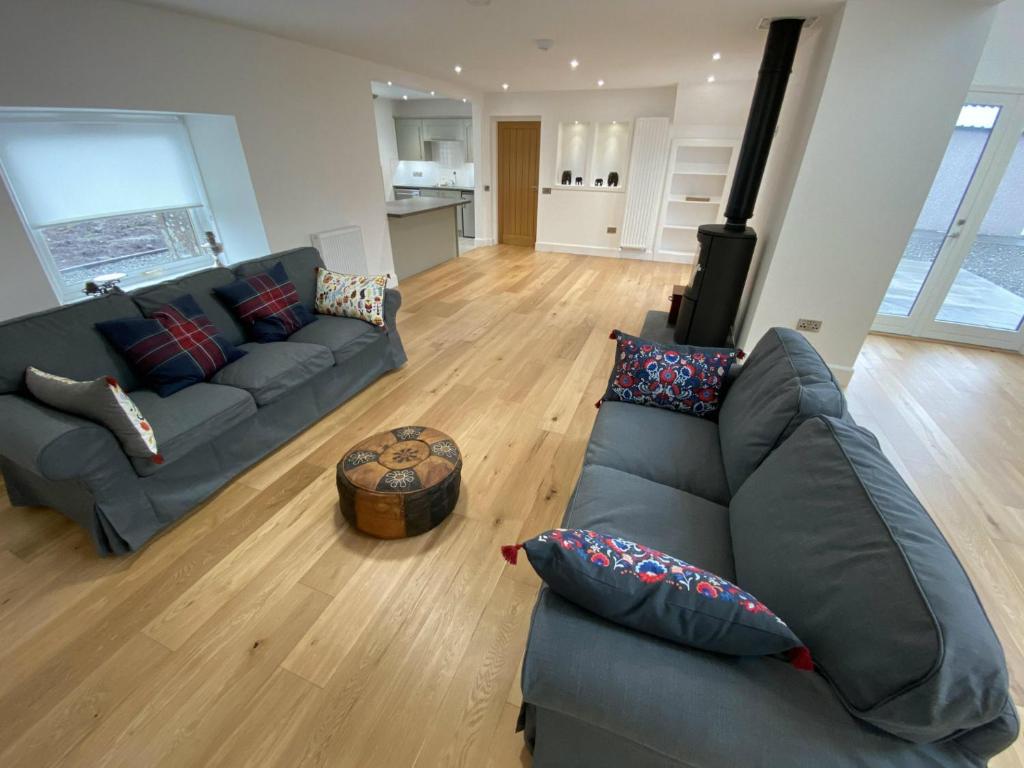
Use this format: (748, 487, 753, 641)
(874, 92, 1024, 352)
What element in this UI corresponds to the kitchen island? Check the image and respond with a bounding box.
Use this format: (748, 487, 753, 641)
(386, 197, 469, 280)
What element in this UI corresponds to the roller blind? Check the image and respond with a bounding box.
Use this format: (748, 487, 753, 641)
(0, 115, 205, 227)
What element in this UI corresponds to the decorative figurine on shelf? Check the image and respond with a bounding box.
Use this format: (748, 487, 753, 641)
(561, 170, 572, 185)
(575, 176, 583, 185)
(607, 171, 620, 187)
(595, 178, 604, 186)
(83, 272, 126, 298)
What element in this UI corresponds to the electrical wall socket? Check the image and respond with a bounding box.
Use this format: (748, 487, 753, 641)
(796, 318, 822, 332)
(607, 226, 617, 234)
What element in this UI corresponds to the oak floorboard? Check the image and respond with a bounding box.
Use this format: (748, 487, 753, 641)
(0, 246, 1020, 765)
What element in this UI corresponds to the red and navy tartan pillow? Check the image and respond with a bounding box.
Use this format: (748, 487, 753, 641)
(97, 294, 246, 397)
(214, 262, 316, 342)
(601, 330, 736, 417)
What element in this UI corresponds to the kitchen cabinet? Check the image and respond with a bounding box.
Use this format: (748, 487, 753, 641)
(394, 118, 473, 163)
(422, 119, 464, 141)
(395, 119, 424, 161)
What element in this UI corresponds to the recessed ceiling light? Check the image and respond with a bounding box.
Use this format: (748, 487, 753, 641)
(502, 83, 509, 91)
(612, 120, 617, 125)
(707, 75, 716, 83)
(402, 94, 408, 100)
(387, 81, 392, 86)
(597, 79, 605, 87)
(574, 120, 579, 125)
(712, 52, 722, 61)
(570, 59, 579, 69)
(430, 90, 435, 96)
(454, 65, 462, 74)
(462, 97, 468, 103)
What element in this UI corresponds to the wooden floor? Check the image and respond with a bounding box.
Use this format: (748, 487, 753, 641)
(0, 245, 1020, 766)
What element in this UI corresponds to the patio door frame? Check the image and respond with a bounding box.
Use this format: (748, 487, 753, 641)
(873, 89, 1024, 352)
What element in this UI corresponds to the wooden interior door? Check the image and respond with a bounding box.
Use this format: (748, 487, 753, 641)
(497, 121, 541, 247)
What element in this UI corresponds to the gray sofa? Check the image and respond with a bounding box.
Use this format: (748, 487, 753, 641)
(0, 247, 406, 555)
(520, 328, 1018, 767)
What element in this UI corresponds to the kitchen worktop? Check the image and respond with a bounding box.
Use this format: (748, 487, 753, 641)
(393, 184, 475, 193)
(385, 197, 471, 218)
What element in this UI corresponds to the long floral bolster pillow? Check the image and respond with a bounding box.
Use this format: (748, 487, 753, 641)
(502, 528, 812, 668)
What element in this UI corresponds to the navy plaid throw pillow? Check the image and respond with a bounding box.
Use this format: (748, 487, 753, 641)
(214, 262, 315, 342)
(97, 294, 246, 397)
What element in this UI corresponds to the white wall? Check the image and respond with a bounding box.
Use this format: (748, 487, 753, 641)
(973, 0, 1024, 90)
(477, 86, 676, 253)
(373, 97, 399, 202)
(737, 0, 997, 383)
(0, 0, 479, 319)
(392, 99, 472, 118)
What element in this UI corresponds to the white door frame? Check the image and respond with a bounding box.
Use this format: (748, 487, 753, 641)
(873, 90, 1024, 352)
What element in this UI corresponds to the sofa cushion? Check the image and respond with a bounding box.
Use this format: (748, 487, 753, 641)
(314, 268, 389, 328)
(729, 416, 1009, 742)
(584, 401, 730, 506)
(233, 247, 323, 310)
(565, 463, 733, 579)
(288, 314, 386, 365)
(211, 341, 333, 406)
(129, 383, 256, 475)
(601, 330, 736, 417)
(518, 528, 805, 659)
(214, 262, 317, 343)
(717, 327, 846, 495)
(0, 293, 144, 395)
(25, 366, 161, 463)
(131, 267, 246, 346)
(522, 590, 994, 767)
(96, 294, 246, 397)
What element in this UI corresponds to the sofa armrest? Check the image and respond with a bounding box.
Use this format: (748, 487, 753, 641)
(384, 288, 402, 326)
(0, 394, 129, 481)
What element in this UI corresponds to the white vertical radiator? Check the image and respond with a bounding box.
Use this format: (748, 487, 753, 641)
(620, 117, 671, 251)
(311, 225, 368, 274)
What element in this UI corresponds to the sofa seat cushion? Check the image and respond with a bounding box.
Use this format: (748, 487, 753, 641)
(129, 383, 256, 476)
(585, 401, 730, 506)
(717, 327, 846, 495)
(522, 590, 987, 768)
(211, 342, 334, 406)
(729, 416, 1010, 743)
(564, 463, 734, 580)
(288, 315, 386, 365)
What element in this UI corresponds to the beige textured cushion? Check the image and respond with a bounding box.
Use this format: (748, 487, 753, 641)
(314, 267, 388, 328)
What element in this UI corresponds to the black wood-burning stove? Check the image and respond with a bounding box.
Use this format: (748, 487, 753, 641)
(673, 18, 803, 347)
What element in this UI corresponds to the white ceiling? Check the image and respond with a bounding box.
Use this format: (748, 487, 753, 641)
(130, 0, 841, 93)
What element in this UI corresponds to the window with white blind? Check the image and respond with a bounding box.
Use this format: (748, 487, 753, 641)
(0, 112, 221, 301)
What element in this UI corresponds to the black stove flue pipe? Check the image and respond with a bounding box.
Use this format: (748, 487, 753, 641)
(724, 18, 803, 230)
(672, 17, 803, 347)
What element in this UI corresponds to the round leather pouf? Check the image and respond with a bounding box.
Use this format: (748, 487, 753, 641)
(337, 426, 462, 539)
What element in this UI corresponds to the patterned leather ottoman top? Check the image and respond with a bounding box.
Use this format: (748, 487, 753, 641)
(339, 426, 461, 494)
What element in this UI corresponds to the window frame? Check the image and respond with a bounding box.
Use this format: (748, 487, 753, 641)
(0, 109, 223, 303)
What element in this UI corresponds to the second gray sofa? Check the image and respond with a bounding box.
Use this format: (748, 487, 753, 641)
(519, 328, 1018, 767)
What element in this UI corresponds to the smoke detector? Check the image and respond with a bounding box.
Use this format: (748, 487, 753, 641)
(758, 16, 818, 29)
(534, 38, 555, 52)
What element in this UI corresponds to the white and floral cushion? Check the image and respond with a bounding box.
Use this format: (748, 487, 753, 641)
(314, 267, 389, 328)
(25, 366, 161, 463)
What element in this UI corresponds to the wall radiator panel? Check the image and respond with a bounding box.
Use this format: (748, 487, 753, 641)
(311, 225, 367, 274)
(620, 117, 671, 251)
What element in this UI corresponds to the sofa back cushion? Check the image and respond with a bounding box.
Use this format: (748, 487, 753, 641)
(0, 293, 143, 395)
(717, 327, 845, 494)
(232, 247, 324, 311)
(729, 416, 1009, 742)
(131, 267, 245, 346)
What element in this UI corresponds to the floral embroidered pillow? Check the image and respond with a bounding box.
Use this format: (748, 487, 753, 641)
(314, 267, 389, 328)
(502, 528, 811, 666)
(601, 330, 736, 416)
(25, 366, 162, 464)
